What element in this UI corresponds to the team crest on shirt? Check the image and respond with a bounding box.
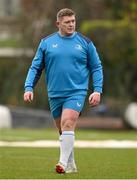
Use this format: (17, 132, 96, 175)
(75, 44, 82, 50)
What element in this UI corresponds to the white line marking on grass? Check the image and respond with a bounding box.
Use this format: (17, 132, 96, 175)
(75, 140, 137, 148)
(0, 140, 137, 148)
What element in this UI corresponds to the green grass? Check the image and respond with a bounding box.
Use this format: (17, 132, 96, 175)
(0, 147, 137, 179)
(0, 129, 137, 178)
(0, 39, 22, 48)
(0, 128, 137, 141)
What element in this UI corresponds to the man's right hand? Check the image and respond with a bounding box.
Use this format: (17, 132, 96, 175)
(24, 91, 33, 102)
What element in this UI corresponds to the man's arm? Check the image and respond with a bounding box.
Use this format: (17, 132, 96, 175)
(87, 42, 103, 106)
(24, 39, 45, 102)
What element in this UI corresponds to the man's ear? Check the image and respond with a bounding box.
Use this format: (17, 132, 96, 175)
(56, 21, 59, 28)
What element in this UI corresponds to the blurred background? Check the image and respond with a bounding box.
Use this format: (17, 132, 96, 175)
(0, 0, 137, 130)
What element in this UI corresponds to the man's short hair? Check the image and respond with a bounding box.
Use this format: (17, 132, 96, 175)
(57, 8, 75, 21)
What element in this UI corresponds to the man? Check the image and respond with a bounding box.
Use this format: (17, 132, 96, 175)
(24, 8, 103, 173)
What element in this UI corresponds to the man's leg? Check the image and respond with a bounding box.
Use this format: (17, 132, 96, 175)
(54, 116, 76, 173)
(49, 97, 75, 173)
(52, 95, 85, 173)
(56, 109, 79, 173)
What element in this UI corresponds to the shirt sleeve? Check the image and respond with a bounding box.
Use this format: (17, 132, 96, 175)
(87, 42, 103, 93)
(24, 39, 45, 92)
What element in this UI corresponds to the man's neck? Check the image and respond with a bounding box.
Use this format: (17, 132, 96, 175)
(58, 31, 75, 37)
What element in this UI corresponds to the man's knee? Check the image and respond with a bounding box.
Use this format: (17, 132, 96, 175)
(61, 117, 76, 131)
(61, 109, 79, 131)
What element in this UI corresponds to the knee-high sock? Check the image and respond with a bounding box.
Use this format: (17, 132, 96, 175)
(59, 131, 74, 167)
(59, 131, 75, 165)
(67, 149, 75, 164)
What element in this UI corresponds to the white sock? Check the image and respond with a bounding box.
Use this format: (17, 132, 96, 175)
(68, 150, 75, 164)
(59, 131, 74, 167)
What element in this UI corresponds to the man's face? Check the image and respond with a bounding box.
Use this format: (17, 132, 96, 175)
(56, 15, 76, 36)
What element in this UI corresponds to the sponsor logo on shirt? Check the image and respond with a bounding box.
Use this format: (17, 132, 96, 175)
(52, 44, 58, 48)
(77, 102, 81, 107)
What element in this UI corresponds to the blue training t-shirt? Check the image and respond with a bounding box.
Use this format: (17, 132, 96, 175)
(24, 31, 103, 97)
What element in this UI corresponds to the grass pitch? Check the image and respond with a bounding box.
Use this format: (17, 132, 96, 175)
(1, 128, 137, 141)
(0, 128, 137, 179)
(0, 147, 137, 179)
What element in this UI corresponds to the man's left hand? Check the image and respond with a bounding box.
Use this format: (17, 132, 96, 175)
(89, 92, 101, 107)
